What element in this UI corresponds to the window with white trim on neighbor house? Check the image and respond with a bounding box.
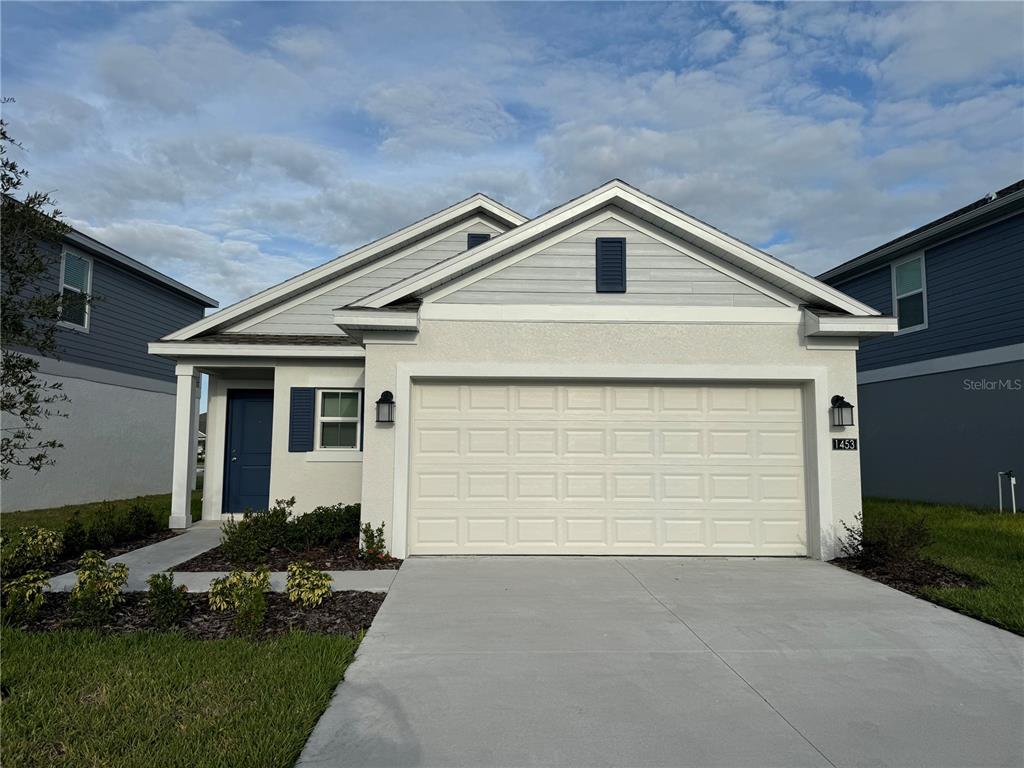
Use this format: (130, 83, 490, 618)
(892, 255, 926, 331)
(60, 250, 92, 330)
(317, 389, 361, 449)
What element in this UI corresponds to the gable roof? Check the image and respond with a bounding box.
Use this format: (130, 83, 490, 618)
(352, 180, 879, 316)
(818, 178, 1024, 283)
(163, 193, 527, 340)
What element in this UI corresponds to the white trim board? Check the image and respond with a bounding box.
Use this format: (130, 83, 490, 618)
(162, 195, 526, 341)
(388, 362, 835, 560)
(420, 304, 802, 324)
(150, 342, 365, 359)
(857, 344, 1024, 385)
(357, 180, 879, 317)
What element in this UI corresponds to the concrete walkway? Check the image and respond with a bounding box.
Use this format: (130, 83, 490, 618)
(47, 521, 396, 593)
(298, 557, 1024, 768)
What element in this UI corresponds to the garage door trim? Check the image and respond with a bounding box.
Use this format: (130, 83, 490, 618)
(390, 362, 834, 559)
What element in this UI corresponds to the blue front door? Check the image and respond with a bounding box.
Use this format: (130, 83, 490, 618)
(224, 390, 274, 514)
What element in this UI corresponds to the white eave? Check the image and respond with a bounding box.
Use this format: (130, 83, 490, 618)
(802, 309, 898, 337)
(332, 309, 420, 332)
(148, 341, 365, 359)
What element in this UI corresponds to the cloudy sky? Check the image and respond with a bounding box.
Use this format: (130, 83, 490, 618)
(3, 1, 1022, 308)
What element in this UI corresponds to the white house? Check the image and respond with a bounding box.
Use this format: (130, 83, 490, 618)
(150, 180, 896, 559)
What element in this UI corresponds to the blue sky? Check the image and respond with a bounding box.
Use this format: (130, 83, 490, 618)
(2, 1, 1022, 308)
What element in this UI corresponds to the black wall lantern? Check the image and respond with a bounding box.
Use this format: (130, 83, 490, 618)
(830, 395, 855, 428)
(375, 391, 396, 423)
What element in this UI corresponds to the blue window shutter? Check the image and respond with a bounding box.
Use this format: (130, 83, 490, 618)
(467, 233, 491, 249)
(596, 238, 626, 293)
(288, 387, 315, 452)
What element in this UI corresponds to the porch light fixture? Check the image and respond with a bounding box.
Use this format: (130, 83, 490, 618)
(830, 395, 855, 428)
(375, 391, 396, 423)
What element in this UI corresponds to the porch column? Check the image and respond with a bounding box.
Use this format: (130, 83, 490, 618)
(170, 364, 199, 529)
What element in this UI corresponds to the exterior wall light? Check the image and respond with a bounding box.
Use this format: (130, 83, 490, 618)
(830, 395, 855, 428)
(375, 391, 396, 423)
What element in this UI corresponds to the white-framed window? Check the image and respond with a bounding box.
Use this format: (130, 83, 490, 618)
(317, 389, 362, 450)
(891, 253, 927, 333)
(59, 248, 92, 331)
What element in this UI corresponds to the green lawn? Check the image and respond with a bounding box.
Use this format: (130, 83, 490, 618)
(0, 629, 359, 768)
(1, 490, 203, 531)
(863, 498, 1024, 633)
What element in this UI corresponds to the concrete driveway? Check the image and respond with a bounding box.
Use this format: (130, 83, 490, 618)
(298, 557, 1024, 768)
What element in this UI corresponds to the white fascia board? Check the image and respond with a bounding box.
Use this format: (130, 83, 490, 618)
(421, 304, 803, 325)
(355, 181, 879, 316)
(162, 195, 527, 341)
(802, 308, 898, 337)
(148, 342, 365, 359)
(332, 310, 420, 331)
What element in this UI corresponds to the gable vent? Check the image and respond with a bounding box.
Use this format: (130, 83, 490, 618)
(467, 233, 491, 249)
(595, 237, 626, 293)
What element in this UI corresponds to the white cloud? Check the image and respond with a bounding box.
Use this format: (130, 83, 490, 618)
(691, 28, 735, 61)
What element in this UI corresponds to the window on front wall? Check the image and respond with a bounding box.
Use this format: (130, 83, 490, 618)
(317, 390, 361, 449)
(892, 255, 927, 332)
(60, 250, 92, 330)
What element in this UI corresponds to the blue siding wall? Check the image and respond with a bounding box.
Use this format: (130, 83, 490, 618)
(830, 213, 1024, 371)
(46, 242, 208, 382)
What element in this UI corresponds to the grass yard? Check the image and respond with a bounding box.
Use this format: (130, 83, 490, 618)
(863, 498, 1024, 633)
(0, 629, 360, 768)
(1, 490, 203, 531)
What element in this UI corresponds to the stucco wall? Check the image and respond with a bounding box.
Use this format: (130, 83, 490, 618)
(359, 318, 862, 559)
(2, 373, 176, 511)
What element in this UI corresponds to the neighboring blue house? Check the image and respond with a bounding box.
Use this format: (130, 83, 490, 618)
(819, 180, 1024, 508)
(1, 226, 217, 512)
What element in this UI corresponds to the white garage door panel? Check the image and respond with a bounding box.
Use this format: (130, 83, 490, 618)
(409, 382, 807, 556)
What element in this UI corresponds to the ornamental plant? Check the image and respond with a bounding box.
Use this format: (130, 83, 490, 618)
(286, 560, 332, 608)
(2, 569, 50, 624)
(145, 573, 189, 630)
(209, 568, 270, 636)
(70, 550, 128, 626)
(0, 525, 63, 578)
(358, 521, 390, 564)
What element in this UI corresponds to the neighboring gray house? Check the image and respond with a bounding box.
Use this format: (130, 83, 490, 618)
(1, 227, 217, 512)
(819, 180, 1024, 508)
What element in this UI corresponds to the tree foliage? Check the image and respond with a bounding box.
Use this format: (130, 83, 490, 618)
(1, 101, 73, 479)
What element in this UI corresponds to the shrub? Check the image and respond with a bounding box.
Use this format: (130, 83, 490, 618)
(839, 510, 932, 568)
(126, 503, 161, 539)
(145, 573, 189, 630)
(286, 561, 332, 608)
(287, 503, 361, 551)
(209, 568, 270, 636)
(62, 515, 88, 559)
(2, 570, 50, 624)
(220, 498, 295, 565)
(70, 550, 129, 627)
(359, 521, 390, 564)
(0, 526, 64, 578)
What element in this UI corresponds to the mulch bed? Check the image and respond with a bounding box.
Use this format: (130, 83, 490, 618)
(49, 530, 184, 576)
(832, 555, 983, 599)
(7, 590, 385, 640)
(170, 538, 402, 572)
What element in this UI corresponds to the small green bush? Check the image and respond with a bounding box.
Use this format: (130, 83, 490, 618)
(359, 521, 390, 564)
(145, 573, 189, 630)
(220, 498, 295, 565)
(127, 503, 161, 539)
(287, 503, 361, 551)
(209, 568, 270, 636)
(2, 569, 50, 624)
(0, 526, 64, 578)
(286, 561, 332, 608)
(70, 550, 129, 627)
(62, 515, 88, 559)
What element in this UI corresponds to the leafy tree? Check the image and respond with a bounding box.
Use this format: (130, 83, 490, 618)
(1, 103, 73, 479)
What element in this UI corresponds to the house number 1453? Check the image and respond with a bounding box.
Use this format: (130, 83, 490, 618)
(832, 438, 858, 451)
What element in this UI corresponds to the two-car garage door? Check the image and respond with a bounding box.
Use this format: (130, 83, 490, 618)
(408, 381, 808, 556)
